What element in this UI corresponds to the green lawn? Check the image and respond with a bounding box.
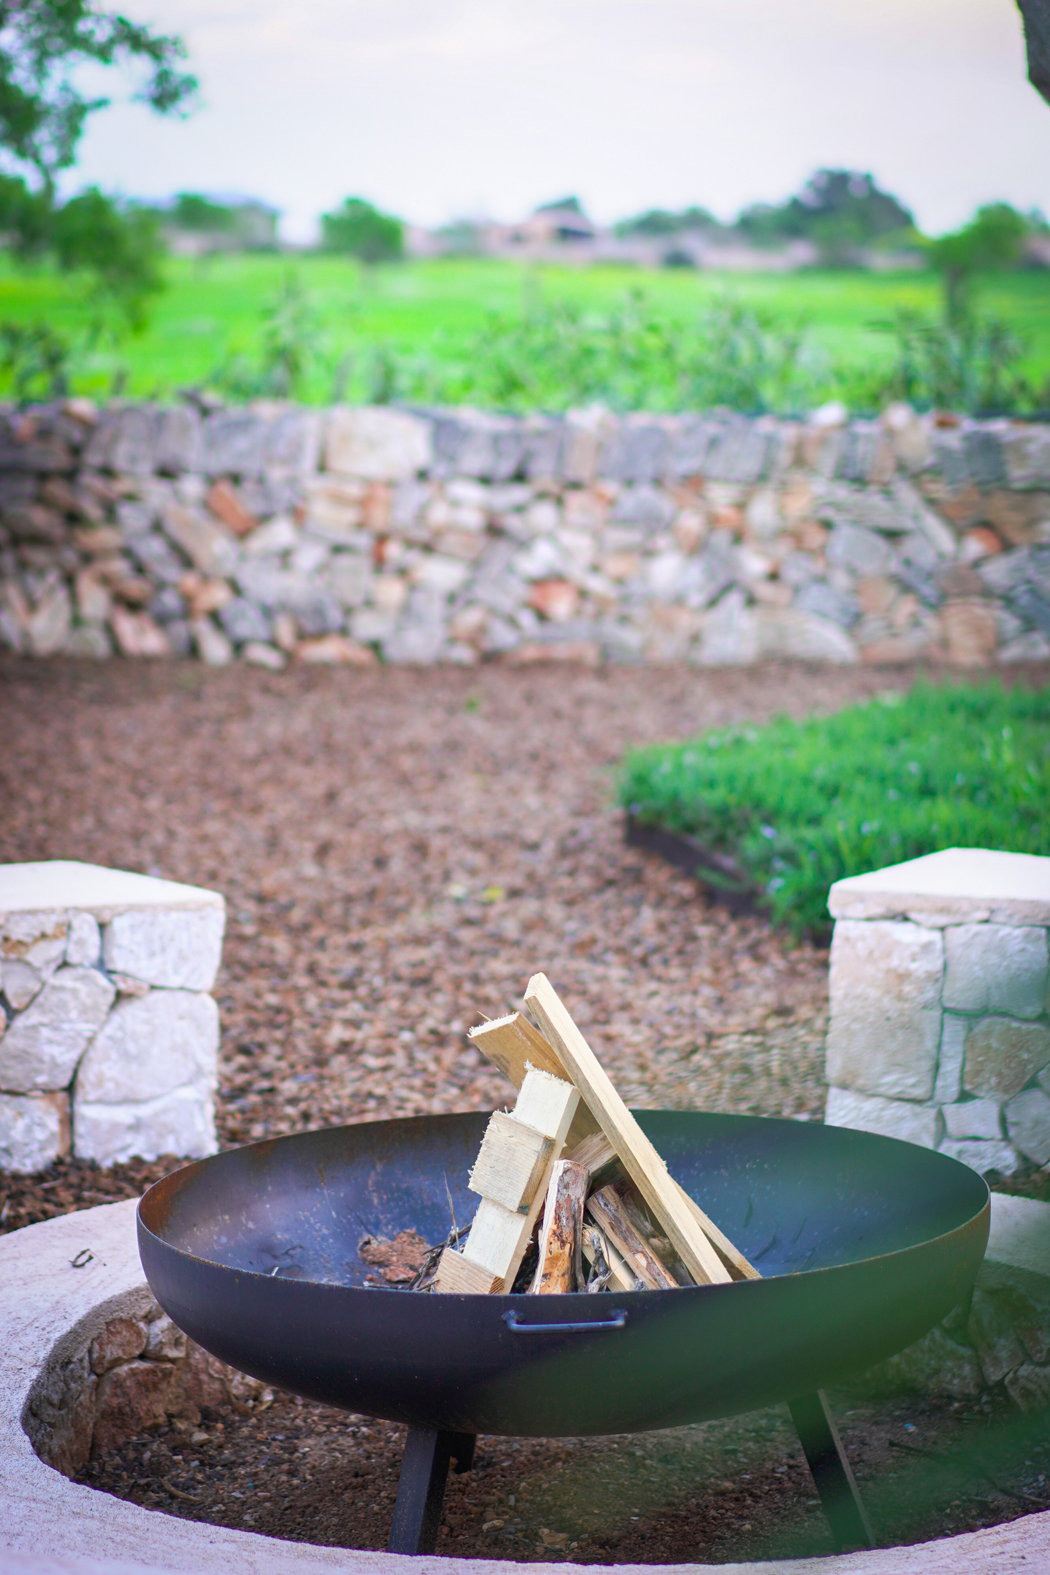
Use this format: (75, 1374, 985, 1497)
(618, 684, 1050, 936)
(1, 252, 1048, 405)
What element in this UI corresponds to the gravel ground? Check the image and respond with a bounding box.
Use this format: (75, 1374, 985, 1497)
(0, 656, 916, 1198)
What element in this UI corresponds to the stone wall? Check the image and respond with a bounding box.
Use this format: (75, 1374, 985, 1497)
(825, 849, 1050, 1178)
(0, 399, 1048, 669)
(0, 862, 223, 1173)
(24, 1291, 270, 1480)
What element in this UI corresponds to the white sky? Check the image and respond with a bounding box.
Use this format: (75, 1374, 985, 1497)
(66, 0, 1050, 243)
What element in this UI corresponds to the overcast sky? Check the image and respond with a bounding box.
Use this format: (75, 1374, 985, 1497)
(68, 0, 1049, 242)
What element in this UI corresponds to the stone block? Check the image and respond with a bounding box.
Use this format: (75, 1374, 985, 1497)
(825, 919, 943, 1100)
(160, 503, 239, 579)
(325, 406, 432, 480)
(753, 606, 858, 663)
(965, 1016, 1050, 1100)
(943, 924, 1048, 1018)
(0, 1090, 70, 1171)
(824, 1085, 944, 1148)
(934, 1012, 969, 1103)
(65, 912, 101, 967)
(26, 1346, 98, 1476)
(828, 847, 1050, 927)
(200, 410, 267, 477)
(74, 989, 218, 1104)
(102, 906, 224, 990)
(1003, 425, 1050, 489)
(0, 966, 115, 1090)
(74, 1082, 217, 1163)
(943, 1097, 1003, 1141)
(938, 1136, 1023, 1176)
(92, 1359, 179, 1456)
(858, 1322, 983, 1400)
(1005, 1360, 1050, 1413)
(145, 1313, 188, 1361)
(89, 1317, 148, 1375)
(1006, 1086, 1050, 1165)
(967, 1286, 1027, 1384)
(1, 956, 46, 1009)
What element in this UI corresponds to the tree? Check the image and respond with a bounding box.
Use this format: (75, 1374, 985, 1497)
(614, 205, 717, 238)
(0, 0, 195, 197)
(737, 170, 914, 262)
(0, 3, 195, 327)
(928, 203, 1029, 320)
(320, 197, 403, 263)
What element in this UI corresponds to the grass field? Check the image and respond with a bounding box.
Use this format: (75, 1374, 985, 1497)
(1, 252, 1048, 406)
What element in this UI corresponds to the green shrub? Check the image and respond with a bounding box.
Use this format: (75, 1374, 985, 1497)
(617, 684, 1050, 935)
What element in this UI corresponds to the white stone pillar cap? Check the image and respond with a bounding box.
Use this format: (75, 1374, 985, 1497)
(828, 848, 1050, 928)
(0, 862, 223, 922)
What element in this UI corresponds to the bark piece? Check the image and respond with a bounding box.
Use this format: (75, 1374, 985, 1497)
(530, 1159, 589, 1294)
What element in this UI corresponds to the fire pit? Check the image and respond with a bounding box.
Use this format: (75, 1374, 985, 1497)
(138, 1110, 989, 1557)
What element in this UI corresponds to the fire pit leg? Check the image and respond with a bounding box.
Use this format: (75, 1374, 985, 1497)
(788, 1390, 874, 1552)
(387, 1427, 476, 1554)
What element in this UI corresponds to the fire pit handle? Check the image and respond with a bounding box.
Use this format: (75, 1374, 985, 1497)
(502, 1308, 628, 1334)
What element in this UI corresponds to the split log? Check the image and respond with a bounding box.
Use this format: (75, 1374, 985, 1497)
(582, 1225, 637, 1293)
(530, 1160, 589, 1294)
(586, 1185, 678, 1292)
(524, 973, 738, 1287)
(433, 1066, 579, 1294)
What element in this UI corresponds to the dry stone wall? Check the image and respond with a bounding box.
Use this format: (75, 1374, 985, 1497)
(0, 399, 1049, 668)
(0, 862, 223, 1173)
(825, 850, 1050, 1179)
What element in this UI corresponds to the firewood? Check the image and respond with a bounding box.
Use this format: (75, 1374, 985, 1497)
(530, 1160, 589, 1294)
(469, 1011, 600, 1151)
(586, 1185, 678, 1292)
(581, 1224, 639, 1293)
(469, 1111, 553, 1214)
(433, 1066, 579, 1295)
(431, 1252, 504, 1295)
(524, 973, 737, 1287)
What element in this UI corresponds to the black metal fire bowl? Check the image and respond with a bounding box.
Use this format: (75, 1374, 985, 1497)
(138, 1109, 988, 1440)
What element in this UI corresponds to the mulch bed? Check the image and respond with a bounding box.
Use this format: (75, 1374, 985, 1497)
(5, 657, 1050, 1562)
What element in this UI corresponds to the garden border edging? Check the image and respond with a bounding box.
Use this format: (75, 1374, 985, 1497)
(3, 1200, 1050, 1574)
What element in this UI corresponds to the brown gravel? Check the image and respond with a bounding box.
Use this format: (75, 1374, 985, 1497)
(0, 656, 917, 1218)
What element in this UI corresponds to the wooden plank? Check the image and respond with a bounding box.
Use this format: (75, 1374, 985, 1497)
(431, 1250, 503, 1295)
(468, 1111, 553, 1214)
(566, 1130, 616, 1176)
(434, 1066, 579, 1295)
(524, 973, 733, 1287)
(469, 1011, 599, 1151)
(531, 1160, 589, 1294)
(587, 1187, 678, 1292)
(673, 1181, 761, 1282)
(468, 1012, 564, 1087)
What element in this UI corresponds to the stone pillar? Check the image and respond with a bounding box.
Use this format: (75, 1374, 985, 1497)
(824, 848, 1050, 1176)
(0, 861, 224, 1172)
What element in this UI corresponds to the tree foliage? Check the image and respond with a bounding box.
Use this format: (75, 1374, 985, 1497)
(0, 0, 195, 192)
(320, 196, 403, 263)
(927, 203, 1030, 320)
(0, 2, 195, 327)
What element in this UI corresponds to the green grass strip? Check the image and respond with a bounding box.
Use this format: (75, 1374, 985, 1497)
(617, 683, 1050, 935)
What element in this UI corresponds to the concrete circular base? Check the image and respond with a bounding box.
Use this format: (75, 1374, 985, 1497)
(2, 1200, 1049, 1575)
